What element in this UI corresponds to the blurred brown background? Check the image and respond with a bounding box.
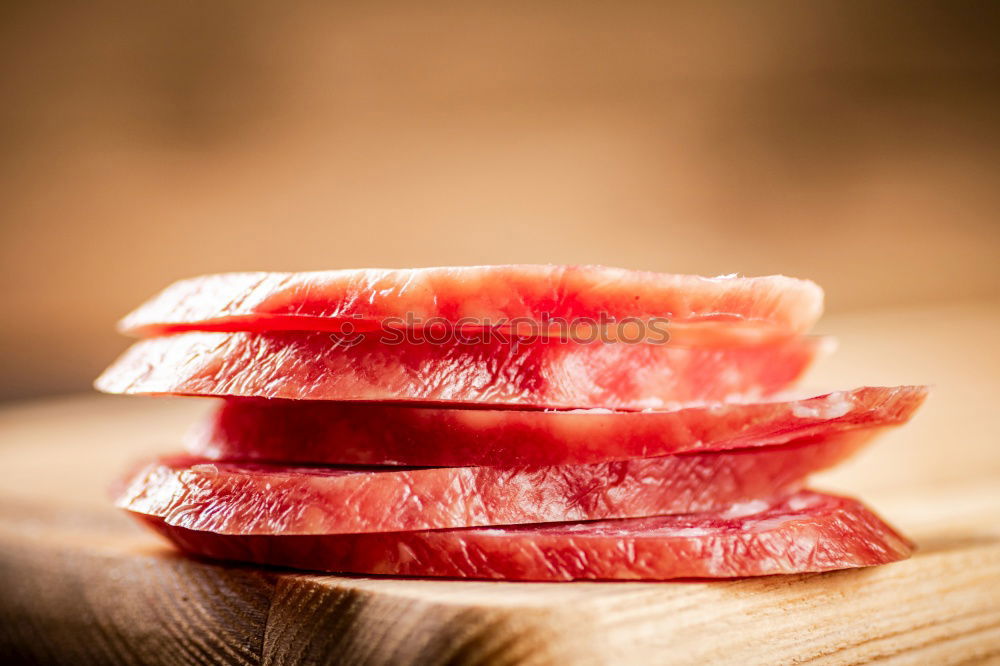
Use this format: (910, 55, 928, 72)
(2, 0, 998, 402)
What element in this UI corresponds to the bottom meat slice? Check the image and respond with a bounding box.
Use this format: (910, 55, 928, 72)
(137, 489, 912, 580)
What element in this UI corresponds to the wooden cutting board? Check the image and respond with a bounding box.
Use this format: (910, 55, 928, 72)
(1, 302, 999, 665)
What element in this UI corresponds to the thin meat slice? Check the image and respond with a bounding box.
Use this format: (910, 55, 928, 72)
(118, 433, 871, 535)
(190, 385, 927, 467)
(95, 331, 826, 408)
(117, 266, 824, 344)
(135, 490, 912, 580)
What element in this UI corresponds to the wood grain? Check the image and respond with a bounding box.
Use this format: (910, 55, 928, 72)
(0, 503, 275, 666)
(1, 302, 999, 665)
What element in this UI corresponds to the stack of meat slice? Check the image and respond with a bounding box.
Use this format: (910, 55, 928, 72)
(96, 265, 926, 581)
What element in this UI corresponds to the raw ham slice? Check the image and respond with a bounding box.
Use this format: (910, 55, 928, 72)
(117, 266, 823, 344)
(118, 433, 870, 535)
(95, 331, 825, 408)
(136, 490, 912, 580)
(190, 385, 927, 467)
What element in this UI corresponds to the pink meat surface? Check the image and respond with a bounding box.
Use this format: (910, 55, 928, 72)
(191, 385, 926, 466)
(117, 266, 823, 344)
(119, 433, 871, 535)
(137, 489, 912, 580)
(95, 331, 825, 408)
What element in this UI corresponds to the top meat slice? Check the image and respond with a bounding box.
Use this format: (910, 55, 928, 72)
(117, 265, 824, 343)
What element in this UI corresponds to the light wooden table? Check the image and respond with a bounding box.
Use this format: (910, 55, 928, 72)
(1, 302, 998, 665)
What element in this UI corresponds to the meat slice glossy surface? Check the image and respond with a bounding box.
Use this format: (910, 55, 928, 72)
(120, 433, 872, 534)
(95, 331, 825, 408)
(191, 386, 926, 466)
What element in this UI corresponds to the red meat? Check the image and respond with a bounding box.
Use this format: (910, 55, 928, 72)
(117, 266, 823, 345)
(136, 490, 912, 580)
(190, 385, 926, 467)
(119, 432, 872, 535)
(95, 331, 825, 408)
